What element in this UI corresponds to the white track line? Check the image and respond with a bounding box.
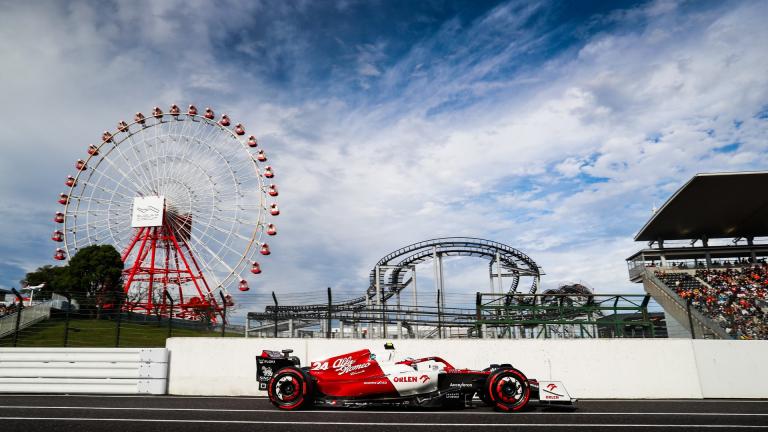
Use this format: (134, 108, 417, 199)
(0, 417, 765, 428)
(586, 399, 768, 403)
(0, 406, 766, 416)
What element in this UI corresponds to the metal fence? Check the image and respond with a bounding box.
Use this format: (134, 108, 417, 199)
(0, 290, 238, 348)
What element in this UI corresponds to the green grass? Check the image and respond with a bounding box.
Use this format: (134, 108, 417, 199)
(0, 318, 240, 348)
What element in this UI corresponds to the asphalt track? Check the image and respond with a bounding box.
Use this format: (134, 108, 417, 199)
(0, 395, 766, 431)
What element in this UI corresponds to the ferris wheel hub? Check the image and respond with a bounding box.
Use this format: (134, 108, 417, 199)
(131, 196, 165, 228)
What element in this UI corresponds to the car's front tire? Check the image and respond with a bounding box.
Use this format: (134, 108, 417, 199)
(486, 368, 530, 412)
(268, 367, 314, 410)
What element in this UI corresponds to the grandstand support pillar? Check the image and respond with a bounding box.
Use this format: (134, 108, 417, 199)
(245, 318, 250, 338)
(397, 321, 403, 339)
(339, 320, 344, 339)
(660, 253, 667, 267)
(705, 252, 712, 267)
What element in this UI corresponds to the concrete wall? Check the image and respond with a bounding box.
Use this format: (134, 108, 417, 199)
(166, 338, 768, 399)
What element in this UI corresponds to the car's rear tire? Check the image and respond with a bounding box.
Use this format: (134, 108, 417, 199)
(486, 368, 530, 412)
(268, 367, 314, 410)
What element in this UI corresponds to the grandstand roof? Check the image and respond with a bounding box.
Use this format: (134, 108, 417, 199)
(635, 171, 768, 241)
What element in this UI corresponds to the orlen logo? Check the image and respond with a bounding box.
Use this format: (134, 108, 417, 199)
(543, 382, 564, 399)
(393, 374, 430, 383)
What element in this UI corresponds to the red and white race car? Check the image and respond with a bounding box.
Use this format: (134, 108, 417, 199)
(256, 343, 575, 411)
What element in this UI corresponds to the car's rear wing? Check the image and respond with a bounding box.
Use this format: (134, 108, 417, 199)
(256, 349, 301, 391)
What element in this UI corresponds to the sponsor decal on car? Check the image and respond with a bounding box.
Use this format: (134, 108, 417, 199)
(539, 381, 570, 401)
(311, 361, 329, 370)
(392, 374, 430, 383)
(324, 357, 371, 375)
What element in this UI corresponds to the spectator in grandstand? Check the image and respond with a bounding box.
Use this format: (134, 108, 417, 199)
(656, 265, 767, 340)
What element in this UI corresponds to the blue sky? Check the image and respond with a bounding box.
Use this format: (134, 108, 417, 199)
(1, 0, 767, 314)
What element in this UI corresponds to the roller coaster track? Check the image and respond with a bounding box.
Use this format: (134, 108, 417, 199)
(368, 237, 543, 301)
(255, 238, 543, 315)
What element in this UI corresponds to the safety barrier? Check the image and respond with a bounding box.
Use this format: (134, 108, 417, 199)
(0, 347, 168, 394)
(166, 338, 768, 398)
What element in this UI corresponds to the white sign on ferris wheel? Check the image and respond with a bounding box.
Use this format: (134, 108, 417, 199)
(131, 196, 165, 228)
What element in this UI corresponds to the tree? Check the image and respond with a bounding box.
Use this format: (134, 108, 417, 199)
(66, 245, 124, 317)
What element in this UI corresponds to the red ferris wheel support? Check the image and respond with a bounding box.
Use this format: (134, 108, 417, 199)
(120, 213, 226, 321)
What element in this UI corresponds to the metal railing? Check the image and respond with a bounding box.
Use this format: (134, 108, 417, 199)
(0, 301, 53, 339)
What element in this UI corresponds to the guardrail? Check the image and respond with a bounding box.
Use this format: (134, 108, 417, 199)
(0, 347, 168, 394)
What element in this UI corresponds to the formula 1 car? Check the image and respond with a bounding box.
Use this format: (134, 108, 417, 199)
(256, 343, 575, 411)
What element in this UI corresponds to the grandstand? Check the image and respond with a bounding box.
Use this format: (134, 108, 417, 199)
(627, 171, 768, 340)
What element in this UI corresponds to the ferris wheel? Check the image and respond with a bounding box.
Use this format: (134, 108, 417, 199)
(52, 104, 280, 320)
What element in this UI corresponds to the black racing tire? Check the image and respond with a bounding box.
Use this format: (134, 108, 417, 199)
(486, 368, 530, 412)
(268, 367, 314, 410)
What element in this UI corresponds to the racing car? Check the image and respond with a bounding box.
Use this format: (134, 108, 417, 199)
(256, 343, 575, 411)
